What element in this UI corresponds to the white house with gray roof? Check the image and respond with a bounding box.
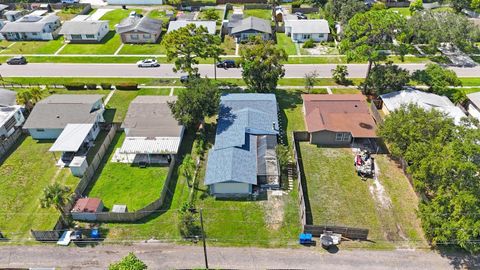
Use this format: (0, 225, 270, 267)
(167, 20, 216, 35)
(229, 16, 272, 43)
(59, 20, 109, 43)
(0, 89, 24, 139)
(23, 95, 104, 140)
(205, 94, 280, 197)
(284, 19, 330, 42)
(0, 13, 60, 41)
(116, 15, 162, 44)
(466, 92, 480, 121)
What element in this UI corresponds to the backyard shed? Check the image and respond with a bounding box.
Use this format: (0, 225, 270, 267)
(71, 198, 103, 221)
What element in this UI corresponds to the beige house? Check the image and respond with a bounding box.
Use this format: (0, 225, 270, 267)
(116, 15, 162, 44)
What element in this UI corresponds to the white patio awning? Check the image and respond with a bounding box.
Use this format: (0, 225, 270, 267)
(120, 137, 181, 154)
(49, 123, 94, 152)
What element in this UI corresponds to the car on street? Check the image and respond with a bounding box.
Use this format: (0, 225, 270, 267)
(136, 59, 160, 68)
(180, 74, 200, 83)
(6, 56, 27, 65)
(216, 59, 237, 68)
(295, 12, 307, 19)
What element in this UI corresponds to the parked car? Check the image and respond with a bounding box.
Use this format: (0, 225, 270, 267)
(6, 56, 27, 65)
(61, 0, 79, 3)
(295, 12, 307, 20)
(216, 60, 237, 68)
(136, 59, 159, 67)
(180, 74, 200, 83)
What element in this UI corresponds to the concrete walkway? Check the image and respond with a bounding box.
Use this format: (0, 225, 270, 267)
(87, 8, 113, 21)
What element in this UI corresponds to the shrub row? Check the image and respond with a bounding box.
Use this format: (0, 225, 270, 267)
(63, 83, 133, 90)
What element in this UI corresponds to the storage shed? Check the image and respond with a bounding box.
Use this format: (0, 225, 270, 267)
(71, 198, 103, 221)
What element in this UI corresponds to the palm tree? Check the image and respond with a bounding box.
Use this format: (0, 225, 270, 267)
(16, 89, 33, 111)
(269, 0, 281, 35)
(29, 88, 44, 104)
(40, 183, 72, 219)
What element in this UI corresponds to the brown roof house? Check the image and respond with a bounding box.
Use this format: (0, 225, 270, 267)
(302, 94, 377, 145)
(70, 198, 103, 221)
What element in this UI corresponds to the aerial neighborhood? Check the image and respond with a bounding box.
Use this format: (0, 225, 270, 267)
(1, 0, 480, 268)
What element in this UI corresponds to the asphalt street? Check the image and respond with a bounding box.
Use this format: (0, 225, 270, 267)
(0, 243, 478, 270)
(1, 63, 479, 78)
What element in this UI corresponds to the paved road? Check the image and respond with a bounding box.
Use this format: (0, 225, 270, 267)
(1, 63, 480, 78)
(0, 243, 478, 270)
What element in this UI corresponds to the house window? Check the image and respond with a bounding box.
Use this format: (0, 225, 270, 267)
(131, 34, 139, 40)
(71, 34, 82, 40)
(335, 132, 351, 142)
(343, 133, 351, 141)
(302, 34, 311, 40)
(143, 34, 151, 39)
(335, 133, 343, 141)
(36, 128, 45, 132)
(32, 32, 38, 36)
(85, 34, 95, 39)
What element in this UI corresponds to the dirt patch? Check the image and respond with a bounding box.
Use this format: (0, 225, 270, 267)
(369, 162, 392, 210)
(262, 191, 285, 230)
(322, 148, 344, 158)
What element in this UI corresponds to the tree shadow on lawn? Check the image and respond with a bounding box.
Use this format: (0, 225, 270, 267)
(292, 139, 313, 225)
(275, 88, 303, 147)
(0, 133, 25, 166)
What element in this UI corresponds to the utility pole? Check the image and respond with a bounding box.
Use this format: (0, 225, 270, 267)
(200, 208, 209, 269)
(214, 57, 217, 80)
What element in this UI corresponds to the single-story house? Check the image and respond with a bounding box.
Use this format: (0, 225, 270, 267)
(167, 20, 216, 35)
(466, 92, 480, 121)
(229, 16, 272, 43)
(119, 96, 184, 164)
(23, 94, 104, 140)
(302, 94, 377, 145)
(71, 198, 103, 221)
(205, 94, 280, 197)
(107, 0, 162, 5)
(0, 89, 25, 139)
(380, 89, 467, 125)
(0, 13, 61, 41)
(4, 10, 24, 22)
(59, 20, 109, 43)
(284, 19, 330, 42)
(116, 15, 162, 44)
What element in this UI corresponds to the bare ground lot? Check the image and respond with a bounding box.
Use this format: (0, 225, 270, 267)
(298, 142, 426, 249)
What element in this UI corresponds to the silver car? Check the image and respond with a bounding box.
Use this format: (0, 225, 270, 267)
(136, 59, 160, 68)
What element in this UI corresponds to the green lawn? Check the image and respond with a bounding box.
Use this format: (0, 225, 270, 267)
(57, 6, 87, 21)
(0, 137, 79, 241)
(244, 9, 272, 20)
(148, 9, 174, 25)
(277, 33, 297, 55)
(388, 7, 411, 17)
(107, 88, 171, 122)
(0, 38, 64, 55)
(118, 42, 166, 55)
(87, 133, 170, 211)
(60, 32, 122, 55)
(298, 143, 426, 248)
(198, 9, 223, 23)
(101, 8, 144, 29)
(331, 87, 360, 94)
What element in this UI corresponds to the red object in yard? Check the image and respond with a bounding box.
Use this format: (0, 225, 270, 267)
(355, 155, 362, 166)
(72, 198, 102, 213)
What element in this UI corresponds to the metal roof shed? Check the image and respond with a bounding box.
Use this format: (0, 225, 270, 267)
(49, 123, 94, 152)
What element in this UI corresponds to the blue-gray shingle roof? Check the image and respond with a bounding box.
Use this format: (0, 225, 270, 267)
(205, 93, 278, 185)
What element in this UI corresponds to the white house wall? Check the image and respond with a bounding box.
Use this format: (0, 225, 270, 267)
(291, 33, 328, 42)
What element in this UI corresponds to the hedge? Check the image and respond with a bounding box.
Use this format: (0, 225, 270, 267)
(64, 84, 85, 90)
(115, 83, 138, 90)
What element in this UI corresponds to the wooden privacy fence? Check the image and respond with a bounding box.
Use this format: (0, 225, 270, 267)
(292, 131, 370, 240)
(370, 101, 384, 125)
(30, 230, 61, 242)
(77, 156, 177, 222)
(0, 128, 23, 161)
(304, 225, 369, 240)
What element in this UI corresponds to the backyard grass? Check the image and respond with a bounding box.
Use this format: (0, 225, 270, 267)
(198, 9, 223, 23)
(0, 136, 79, 241)
(244, 9, 272, 20)
(276, 33, 297, 55)
(87, 133, 170, 211)
(0, 38, 64, 55)
(56, 6, 87, 21)
(107, 88, 171, 122)
(60, 32, 122, 55)
(101, 8, 144, 29)
(148, 9, 174, 25)
(298, 143, 426, 248)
